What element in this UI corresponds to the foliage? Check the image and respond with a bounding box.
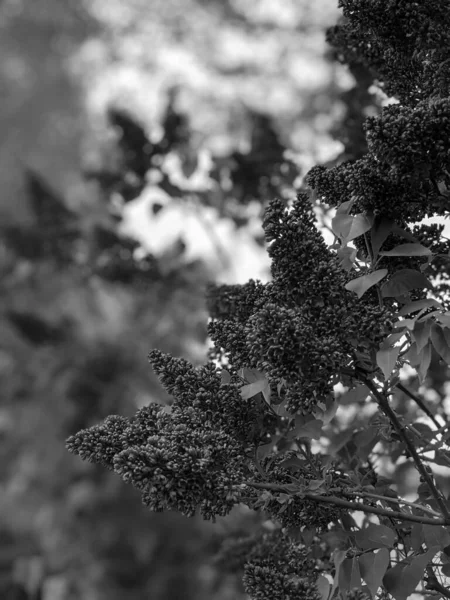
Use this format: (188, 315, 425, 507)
(68, 2, 450, 600)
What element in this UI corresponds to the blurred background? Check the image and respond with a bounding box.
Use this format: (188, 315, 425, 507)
(0, 0, 393, 598)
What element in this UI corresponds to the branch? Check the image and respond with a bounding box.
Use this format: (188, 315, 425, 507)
(361, 376, 450, 520)
(396, 382, 441, 427)
(344, 490, 442, 518)
(244, 482, 450, 526)
(426, 565, 450, 599)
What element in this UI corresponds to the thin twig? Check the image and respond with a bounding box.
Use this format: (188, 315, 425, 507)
(344, 490, 442, 518)
(426, 565, 450, 599)
(361, 376, 450, 520)
(244, 482, 450, 526)
(396, 382, 441, 427)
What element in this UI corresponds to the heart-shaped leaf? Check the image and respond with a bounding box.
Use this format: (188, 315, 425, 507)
(359, 549, 389, 598)
(423, 525, 450, 551)
(332, 212, 373, 243)
(354, 523, 396, 550)
(381, 269, 432, 298)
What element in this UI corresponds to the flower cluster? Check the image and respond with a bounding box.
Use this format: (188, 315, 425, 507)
(214, 530, 316, 577)
(327, 0, 450, 105)
(247, 452, 343, 531)
(242, 537, 321, 600)
(209, 194, 392, 413)
(216, 531, 322, 600)
(67, 350, 276, 520)
(365, 98, 450, 175)
(243, 563, 321, 600)
(306, 156, 442, 222)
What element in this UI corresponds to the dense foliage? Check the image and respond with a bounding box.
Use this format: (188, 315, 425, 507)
(67, 1, 450, 599)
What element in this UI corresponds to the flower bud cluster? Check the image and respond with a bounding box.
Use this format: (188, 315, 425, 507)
(209, 194, 392, 413)
(236, 531, 321, 600)
(327, 0, 450, 105)
(246, 452, 343, 531)
(67, 350, 275, 520)
(365, 98, 450, 179)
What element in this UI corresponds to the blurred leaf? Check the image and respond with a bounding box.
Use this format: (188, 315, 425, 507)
(290, 418, 323, 440)
(7, 311, 67, 346)
(316, 575, 331, 600)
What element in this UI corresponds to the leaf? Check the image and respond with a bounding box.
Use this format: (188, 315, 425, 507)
(336, 198, 356, 214)
(383, 562, 409, 600)
(346, 213, 374, 242)
(410, 422, 434, 441)
(290, 418, 323, 440)
(430, 324, 450, 364)
(411, 320, 432, 353)
(398, 298, 442, 316)
(359, 549, 389, 598)
(316, 575, 331, 600)
(338, 557, 361, 594)
(410, 524, 423, 552)
(379, 243, 432, 257)
(337, 384, 370, 406)
(307, 479, 326, 491)
(371, 215, 394, 260)
(331, 213, 354, 239)
(379, 331, 405, 350)
(376, 345, 401, 380)
(240, 368, 265, 384)
(345, 269, 388, 298)
(354, 523, 396, 550)
(337, 246, 357, 271)
(353, 425, 378, 449)
(417, 342, 432, 383)
(239, 369, 271, 403)
(332, 212, 373, 243)
(402, 552, 436, 595)
(390, 223, 418, 243)
(240, 379, 270, 401)
(381, 269, 433, 298)
(220, 369, 231, 384)
(383, 551, 435, 600)
(423, 525, 450, 551)
(435, 312, 450, 328)
(330, 549, 347, 600)
(392, 318, 416, 331)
